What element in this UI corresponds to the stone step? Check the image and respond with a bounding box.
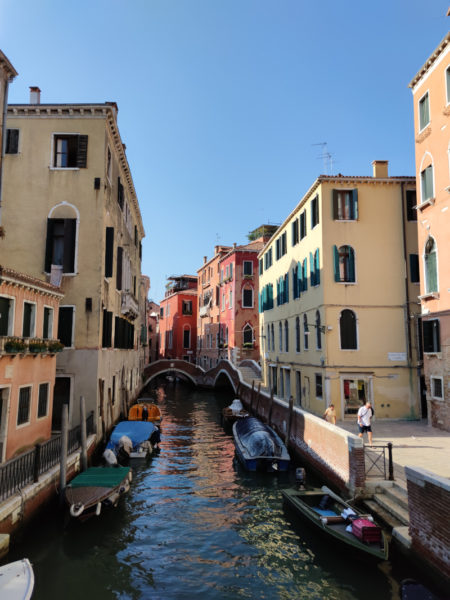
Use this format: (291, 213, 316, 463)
(362, 499, 405, 531)
(384, 484, 409, 512)
(372, 492, 409, 526)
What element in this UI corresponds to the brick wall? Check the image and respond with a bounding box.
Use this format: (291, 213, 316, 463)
(406, 466, 450, 582)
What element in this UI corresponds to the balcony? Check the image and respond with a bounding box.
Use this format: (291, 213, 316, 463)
(121, 292, 139, 320)
(0, 336, 64, 356)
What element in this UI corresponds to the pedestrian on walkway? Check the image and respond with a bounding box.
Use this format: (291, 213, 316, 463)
(323, 404, 336, 424)
(357, 400, 373, 445)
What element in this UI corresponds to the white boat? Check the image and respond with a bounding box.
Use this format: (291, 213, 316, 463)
(0, 558, 34, 600)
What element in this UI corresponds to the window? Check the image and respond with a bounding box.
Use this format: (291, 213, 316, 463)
(114, 317, 134, 349)
(243, 261, 253, 276)
(292, 219, 299, 245)
(300, 211, 307, 239)
(276, 233, 287, 259)
(420, 164, 434, 203)
(43, 307, 53, 339)
(0, 297, 13, 336)
(53, 134, 88, 168)
(284, 320, 289, 352)
(419, 92, 430, 131)
(17, 387, 31, 426)
(160, 307, 164, 317)
(311, 196, 319, 228)
(271, 323, 274, 352)
(430, 377, 443, 400)
(315, 311, 322, 350)
(424, 237, 438, 294)
(5, 129, 19, 154)
(409, 254, 419, 283)
(264, 248, 273, 269)
(38, 383, 49, 418)
(58, 306, 74, 347)
(340, 309, 357, 350)
(182, 300, 193, 315)
(242, 288, 253, 308)
(303, 315, 309, 350)
(22, 302, 36, 338)
(45, 218, 76, 273)
(229, 290, 233, 308)
(102, 309, 113, 347)
(279, 322, 283, 352)
(105, 227, 114, 278)
(406, 190, 417, 221)
(292, 264, 300, 299)
(332, 189, 358, 220)
(276, 274, 289, 305)
(310, 249, 320, 286)
(107, 147, 112, 181)
(259, 259, 263, 275)
(422, 319, 440, 353)
(315, 374, 322, 399)
(117, 177, 124, 210)
(267, 324, 270, 352)
(222, 293, 225, 311)
(243, 324, 253, 345)
(183, 327, 190, 349)
(295, 317, 301, 352)
(447, 66, 450, 104)
(302, 259, 308, 292)
(333, 245, 355, 283)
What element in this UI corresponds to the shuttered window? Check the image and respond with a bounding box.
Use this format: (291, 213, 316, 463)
(424, 238, 437, 293)
(421, 165, 434, 202)
(406, 190, 417, 221)
(53, 134, 88, 168)
(419, 93, 430, 130)
(17, 387, 31, 425)
(116, 246, 123, 291)
(332, 189, 358, 220)
(409, 254, 419, 283)
(183, 328, 190, 348)
(105, 227, 114, 278)
(333, 245, 355, 283)
(5, 129, 19, 154)
(300, 211, 307, 239)
(422, 319, 440, 353)
(38, 383, 49, 418)
(43, 307, 53, 339)
(102, 309, 113, 347)
(45, 218, 76, 273)
(340, 309, 357, 350)
(58, 307, 74, 347)
(22, 302, 35, 337)
(311, 196, 319, 228)
(292, 219, 299, 245)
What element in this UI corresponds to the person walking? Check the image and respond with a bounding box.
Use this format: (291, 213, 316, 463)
(357, 400, 373, 445)
(323, 404, 336, 424)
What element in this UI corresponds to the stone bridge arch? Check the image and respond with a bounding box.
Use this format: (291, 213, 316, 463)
(142, 359, 205, 388)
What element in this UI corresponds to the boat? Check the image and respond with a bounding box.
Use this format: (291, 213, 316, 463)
(400, 578, 440, 600)
(232, 416, 290, 472)
(281, 483, 388, 561)
(222, 398, 249, 427)
(0, 558, 34, 600)
(65, 466, 132, 520)
(128, 400, 162, 424)
(105, 421, 159, 462)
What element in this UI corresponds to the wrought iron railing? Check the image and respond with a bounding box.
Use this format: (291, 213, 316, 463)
(0, 411, 95, 502)
(364, 442, 394, 480)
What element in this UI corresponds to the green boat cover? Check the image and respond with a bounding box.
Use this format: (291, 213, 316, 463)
(68, 467, 130, 488)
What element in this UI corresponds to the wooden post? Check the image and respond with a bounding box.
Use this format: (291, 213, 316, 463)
(268, 389, 274, 425)
(250, 381, 255, 410)
(285, 396, 294, 446)
(80, 396, 88, 472)
(59, 404, 68, 507)
(255, 383, 261, 416)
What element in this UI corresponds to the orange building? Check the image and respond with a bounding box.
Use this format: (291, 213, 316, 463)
(409, 33, 450, 430)
(0, 267, 64, 461)
(159, 275, 197, 362)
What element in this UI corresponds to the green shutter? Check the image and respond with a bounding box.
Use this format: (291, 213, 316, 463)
(425, 251, 437, 293)
(315, 249, 320, 285)
(333, 245, 340, 282)
(348, 246, 355, 282)
(351, 189, 358, 220)
(309, 252, 314, 286)
(332, 190, 339, 219)
(303, 259, 308, 291)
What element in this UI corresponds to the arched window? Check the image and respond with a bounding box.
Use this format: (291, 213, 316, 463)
(45, 203, 79, 274)
(279, 322, 283, 352)
(284, 320, 289, 352)
(271, 323, 275, 351)
(333, 245, 355, 282)
(340, 309, 357, 350)
(424, 237, 438, 293)
(243, 324, 253, 346)
(295, 317, 300, 353)
(315, 310, 322, 350)
(303, 314, 309, 350)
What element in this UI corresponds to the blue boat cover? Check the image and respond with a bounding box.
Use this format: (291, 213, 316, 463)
(106, 421, 156, 451)
(235, 417, 279, 457)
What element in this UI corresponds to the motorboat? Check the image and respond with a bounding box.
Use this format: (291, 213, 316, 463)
(232, 416, 290, 472)
(128, 401, 162, 425)
(0, 558, 34, 599)
(104, 421, 159, 462)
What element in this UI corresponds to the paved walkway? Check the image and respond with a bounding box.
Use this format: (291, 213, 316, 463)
(337, 419, 450, 485)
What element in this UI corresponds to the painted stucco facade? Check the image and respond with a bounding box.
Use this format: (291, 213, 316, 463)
(258, 162, 421, 422)
(1, 93, 145, 436)
(159, 275, 197, 361)
(409, 33, 450, 430)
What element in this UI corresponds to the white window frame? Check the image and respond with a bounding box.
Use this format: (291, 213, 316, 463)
(50, 133, 81, 171)
(242, 287, 254, 308)
(22, 300, 37, 338)
(0, 386, 11, 462)
(17, 385, 32, 428)
(0, 295, 15, 336)
(243, 260, 253, 276)
(418, 90, 430, 133)
(37, 382, 50, 419)
(43, 305, 54, 339)
(430, 376, 444, 400)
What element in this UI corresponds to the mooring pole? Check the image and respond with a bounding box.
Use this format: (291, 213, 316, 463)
(387, 442, 394, 481)
(268, 389, 274, 425)
(285, 395, 294, 446)
(80, 396, 88, 472)
(59, 404, 68, 507)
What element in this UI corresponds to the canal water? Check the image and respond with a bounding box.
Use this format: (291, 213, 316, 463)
(8, 385, 413, 599)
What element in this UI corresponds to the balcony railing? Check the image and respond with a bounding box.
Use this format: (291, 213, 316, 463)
(121, 291, 139, 320)
(0, 336, 64, 356)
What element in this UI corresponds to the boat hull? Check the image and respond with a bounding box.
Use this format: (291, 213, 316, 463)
(232, 417, 290, 473)
(0, 558, 34, 600)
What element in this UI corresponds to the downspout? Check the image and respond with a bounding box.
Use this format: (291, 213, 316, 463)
(0, 78, 10, 226)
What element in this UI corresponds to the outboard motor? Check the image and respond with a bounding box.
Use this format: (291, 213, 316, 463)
(295, 467, 306, 490)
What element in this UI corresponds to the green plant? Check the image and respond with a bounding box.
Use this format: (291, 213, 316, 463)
(242, 342, 254, 349)
(4, 337, 27, 353)
(29, 340, 47, 353)
(47, 341, 64, 353)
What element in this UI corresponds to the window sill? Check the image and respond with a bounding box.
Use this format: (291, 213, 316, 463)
(333, 218, 358, 222)
(415, 126, 431, 143)
(424, 352, 442, 359)
(419, 292, 439, 301)
(416, 198, 435, 211)
(49, 167, 80, 171)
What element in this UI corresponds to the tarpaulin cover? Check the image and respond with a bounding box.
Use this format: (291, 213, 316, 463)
(68, 466, 130, 488)
(106, 421, 156, 451)
(235, 417, 278, 457)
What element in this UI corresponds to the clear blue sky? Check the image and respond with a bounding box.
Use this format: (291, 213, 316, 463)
(1, 1, 448, 302)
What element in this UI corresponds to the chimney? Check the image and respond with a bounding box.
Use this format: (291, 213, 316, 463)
(29, 86, 41, 104)
(372, 160, 388, 179)
(203, 256, 207, 264)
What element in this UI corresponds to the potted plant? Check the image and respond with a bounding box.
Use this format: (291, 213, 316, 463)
(28, 339, 47, 354)
(4, 337, 27, 353)
(47, 341, 64, 353)
(242, 342, 254, 349)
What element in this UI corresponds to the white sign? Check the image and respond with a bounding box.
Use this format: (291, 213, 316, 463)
(388, 352, 406, 362)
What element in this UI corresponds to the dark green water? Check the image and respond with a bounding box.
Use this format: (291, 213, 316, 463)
(7, 385, 411, 599)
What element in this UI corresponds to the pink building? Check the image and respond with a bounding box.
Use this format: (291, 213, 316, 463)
(0, 267, 64, 461)
(159, 275, 197, 362)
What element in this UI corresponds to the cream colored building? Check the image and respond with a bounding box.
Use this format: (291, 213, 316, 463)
(258, 161, 422, 422)
(1, 89, 145, 436)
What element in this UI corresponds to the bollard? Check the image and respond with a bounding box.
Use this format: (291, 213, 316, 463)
(80, 396, 88, 472)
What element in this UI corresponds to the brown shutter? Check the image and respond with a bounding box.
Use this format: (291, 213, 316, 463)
(332, 190, 339, 219)
(105, 227, 114, 277)
(116, 246, 123, 290)
(45, 219, 55, 272)
(76, 135, 88, 168)
(63, 219, 77, 273)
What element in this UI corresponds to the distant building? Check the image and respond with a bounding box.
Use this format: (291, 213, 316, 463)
(159, 275, 197, 362)
(2, 88, 145, 436)
(147, 300, 160, 363)
(409, 33, 450, 430)
(258, 162, 421, 421)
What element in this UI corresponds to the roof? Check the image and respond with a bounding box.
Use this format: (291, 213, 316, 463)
(0, 50, 18, 81)
(408, 32, 450, 90)
(0, 265, 65, 297)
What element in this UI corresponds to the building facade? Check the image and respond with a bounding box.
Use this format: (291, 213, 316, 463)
(147, 300, 160, 364)
(159, 275, 197, 361)
(1, 90, 145, 436)
(409, 33, 450, 431)
(258, 162, 422, 422)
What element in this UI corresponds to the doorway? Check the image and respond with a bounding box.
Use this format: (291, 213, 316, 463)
(52, 377, 71, 431)
(341, 377, 369, 417)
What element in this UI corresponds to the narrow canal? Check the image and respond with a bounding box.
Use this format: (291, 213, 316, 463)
(9, 384, 410, 599)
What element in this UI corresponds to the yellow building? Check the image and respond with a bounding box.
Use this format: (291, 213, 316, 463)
(1, 89, 145, 435)
(258, 161, 422, 422)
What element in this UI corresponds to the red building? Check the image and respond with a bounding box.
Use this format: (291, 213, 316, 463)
(159, 275, 197, 362)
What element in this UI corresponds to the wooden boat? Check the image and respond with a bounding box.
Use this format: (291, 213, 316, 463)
(222, 398, 249, 427)
(128, 400, 162, 424)
(105, 421, 159, 461)
(0, 558, 34, 600)
(232, 416, 290, 472)
(65, 466, 132, 520)
(282, 484, 388, 561)
(400, 578, 440, 600)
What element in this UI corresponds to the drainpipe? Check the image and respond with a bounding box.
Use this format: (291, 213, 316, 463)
(0, 78, 10, 226)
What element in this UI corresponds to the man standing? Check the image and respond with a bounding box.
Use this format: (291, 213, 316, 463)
(357, 400, 373, 445)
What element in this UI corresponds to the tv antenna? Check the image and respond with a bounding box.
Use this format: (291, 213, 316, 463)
(312, 142, 335, 175)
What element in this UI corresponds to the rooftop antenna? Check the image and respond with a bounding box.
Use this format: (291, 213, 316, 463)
(312, 142, 335, 175)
